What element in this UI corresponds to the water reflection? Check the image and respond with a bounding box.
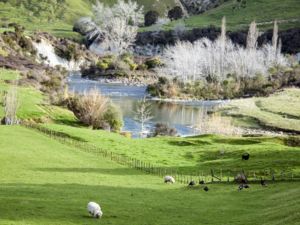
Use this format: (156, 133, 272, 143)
(68, 75, 226, 137)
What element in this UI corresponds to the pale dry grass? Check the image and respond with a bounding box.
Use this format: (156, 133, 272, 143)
(196, 112, 242, 136)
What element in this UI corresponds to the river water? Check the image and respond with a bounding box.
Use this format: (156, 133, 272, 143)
(68, 74, 227, 137)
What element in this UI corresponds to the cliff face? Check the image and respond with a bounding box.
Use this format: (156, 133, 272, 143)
(135, 27, 300, 54)
(179, 0, 224, 15)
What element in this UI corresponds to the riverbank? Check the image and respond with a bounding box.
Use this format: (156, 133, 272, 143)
(220, 88, 300, 134)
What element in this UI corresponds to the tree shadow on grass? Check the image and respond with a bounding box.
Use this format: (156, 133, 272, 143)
(167, 140, 211, 147)
(34, 167, 146, 176)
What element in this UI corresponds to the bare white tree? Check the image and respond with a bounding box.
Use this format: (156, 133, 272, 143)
(246, 21, 259, 49)
(160, 20, 288, 82)
(272, 20, 279, 51)
(90, 0, 144, 55)
(134, 97, 153, 135)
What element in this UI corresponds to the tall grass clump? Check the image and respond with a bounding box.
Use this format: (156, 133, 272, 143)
(3, 86, 19, 125)
(160, 19, 288, 83)
(67, 89, 123, 131)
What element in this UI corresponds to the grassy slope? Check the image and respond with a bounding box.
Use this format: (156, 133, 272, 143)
(148, 0, 300, 31)
(0, 0, 176, 38)
(0, 69, 75, 121)
(1, 69, 299, 178)
(222, 88, 300, 133)
(0, 125, 300, 225)
(42, 123, 300, 177)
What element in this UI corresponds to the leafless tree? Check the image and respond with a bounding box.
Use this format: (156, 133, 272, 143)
(134, 97, 153, 134)
(90, 0, 144, 55)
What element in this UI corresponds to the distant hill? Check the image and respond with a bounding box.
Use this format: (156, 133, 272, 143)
(0, 0, 177, 37)
(161, 0, 300, 31)
(0, 0, 299, 38)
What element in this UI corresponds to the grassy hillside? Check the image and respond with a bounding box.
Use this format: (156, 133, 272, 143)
(0, 69, 75, 122)
(149, 0, 300, 31)
(1, 0, 300, 38)
(0, 0, 176, 38)
(1, 69, 300, 178)
(1, 125, 300, 225)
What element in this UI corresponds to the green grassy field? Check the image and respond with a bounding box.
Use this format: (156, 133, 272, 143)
(42, 123, 300, 177)
(1, 125, 300, 225)
(1, 69, 300, 178)
(222, 88, 300, 133)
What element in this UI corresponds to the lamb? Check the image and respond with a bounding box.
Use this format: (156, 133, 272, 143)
(87, 202, 103, 218)
(164, 175, 175, 184)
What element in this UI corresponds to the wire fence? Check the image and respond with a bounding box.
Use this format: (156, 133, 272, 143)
(23, 123, 299, 184)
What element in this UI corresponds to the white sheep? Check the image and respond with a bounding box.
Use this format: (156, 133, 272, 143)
(87, 202, 103, 218)
(164, 175, 175, 184)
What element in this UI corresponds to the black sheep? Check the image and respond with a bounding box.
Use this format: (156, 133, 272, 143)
(199, 180, 205, 185)
(244, 184, 250, 188)
(242, 153, 250, 160)
(188, 180, 196, 186)
(203, 186, 209, 192)
(261, 178, 267, 187)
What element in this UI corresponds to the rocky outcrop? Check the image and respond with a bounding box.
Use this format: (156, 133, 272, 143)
(135, 27, 300, 54)
(179, 0, 224, 15)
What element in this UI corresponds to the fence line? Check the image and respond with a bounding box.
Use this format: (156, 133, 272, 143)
(23, 123, 299, 184)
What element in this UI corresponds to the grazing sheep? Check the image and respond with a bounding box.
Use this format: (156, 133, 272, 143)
(238, 184, 244, 191)
(164, 175, 175, 184)
(203, 186, 209, 192)
(235, 172, 248, 184)
(261, 178, 267, 187)
(87, 202, 103, 218)
(199, 180, 205, 185)
(238, 184, 250, 191)
(242, 153, 250, 160)
(188, 180, 196, 186)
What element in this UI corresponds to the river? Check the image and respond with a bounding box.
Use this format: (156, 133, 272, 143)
(68, 74, 227, 137)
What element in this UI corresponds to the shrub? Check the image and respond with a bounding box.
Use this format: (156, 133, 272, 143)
(168, 6, 183, 21)
(97, 61, 109, 70)
(0, 47, 8, 57)
(103, 104, 123, 132)
(67, 89, 123, 131)
(145, 57, 162, 69)
(144, 10, 159, 26)
(152, 123, 177, 137)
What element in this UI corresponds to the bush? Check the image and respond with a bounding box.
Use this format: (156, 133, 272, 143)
(0, 47, 8, 57)
(145, 57, 162, 69)
(103, 104, 123, 132)
(168, 6, 183, 21)
(144, 10, 159, 26)
(152, 123, 177, 137)
(67, 89, 123, 131)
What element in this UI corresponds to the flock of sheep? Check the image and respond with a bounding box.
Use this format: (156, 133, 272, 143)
(87, 153, 268, 219)
(88, 175, 209, 219)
